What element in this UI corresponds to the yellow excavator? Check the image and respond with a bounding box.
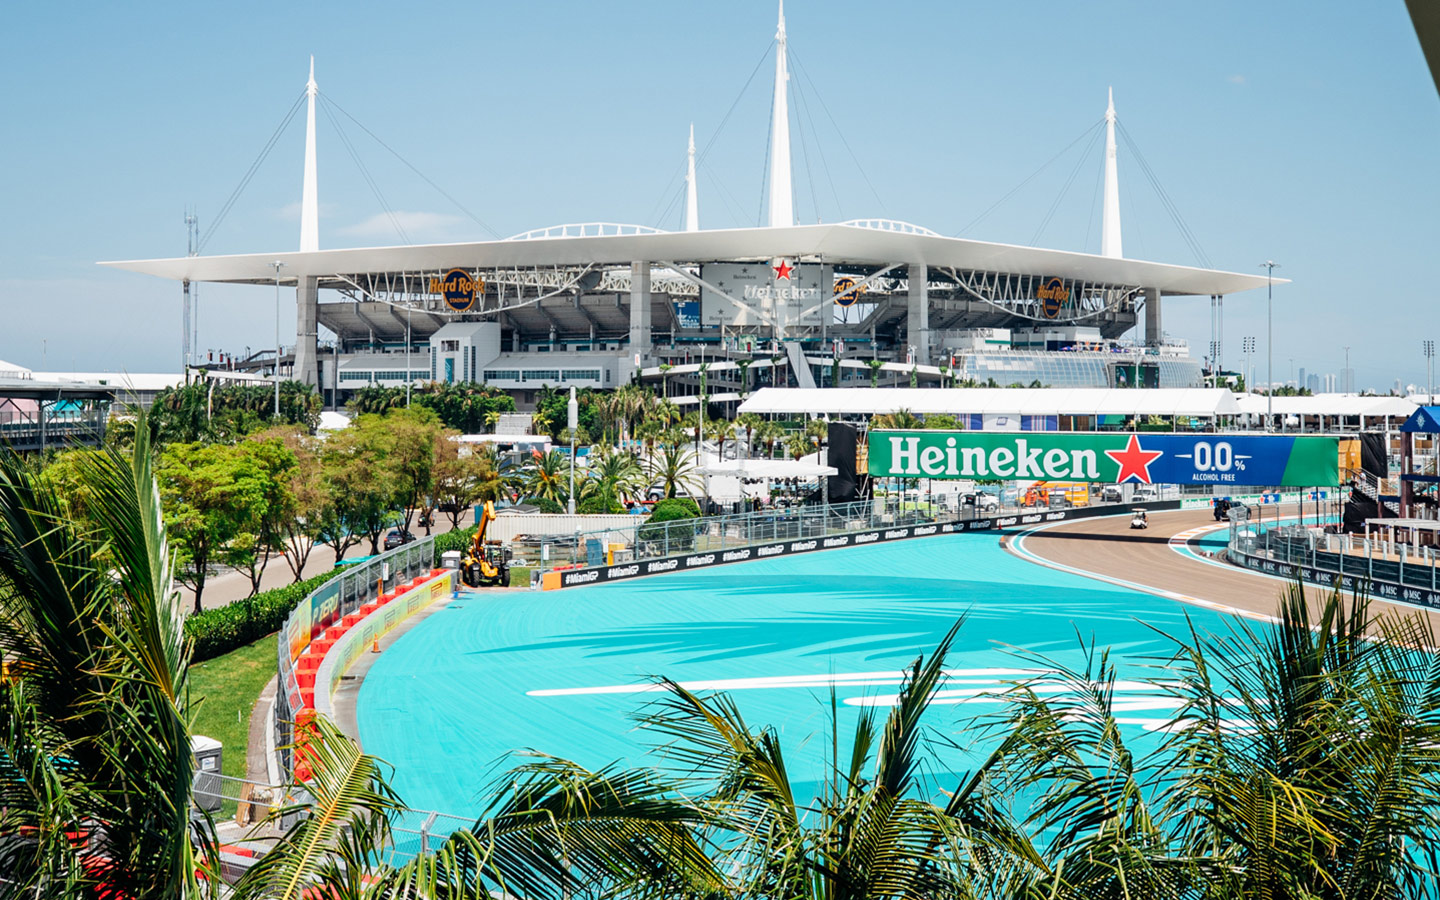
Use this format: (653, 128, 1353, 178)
(461, 501, 512, 588)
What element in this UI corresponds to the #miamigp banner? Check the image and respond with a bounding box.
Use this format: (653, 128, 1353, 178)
(868, 430, 1339, 488)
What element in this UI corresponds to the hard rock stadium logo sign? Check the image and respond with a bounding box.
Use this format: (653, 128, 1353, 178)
(429, 268, 482, 311)
(1037, 277, 1070, 318)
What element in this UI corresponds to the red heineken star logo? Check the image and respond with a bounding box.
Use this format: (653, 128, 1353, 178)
(773, 259, 794, 280)
(1105, 434, 1164, 484)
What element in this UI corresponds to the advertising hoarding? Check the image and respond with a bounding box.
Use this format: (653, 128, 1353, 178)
(867, 430, 1340, 488)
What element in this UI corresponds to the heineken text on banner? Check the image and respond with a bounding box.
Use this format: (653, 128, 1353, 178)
(868, 431, 1339, 487)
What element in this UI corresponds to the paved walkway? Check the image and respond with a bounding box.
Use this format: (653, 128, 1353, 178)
(1012, 505, 1440, 628)
(182, 509, 475, 610)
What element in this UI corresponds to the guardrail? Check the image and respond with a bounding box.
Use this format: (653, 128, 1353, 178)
(524, 497, 950, 572)
(275, 536, 437, 774)
(1227, 523, 1440, 609)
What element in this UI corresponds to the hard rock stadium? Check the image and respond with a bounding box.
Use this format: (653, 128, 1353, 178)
(102, 4, 1277, 408)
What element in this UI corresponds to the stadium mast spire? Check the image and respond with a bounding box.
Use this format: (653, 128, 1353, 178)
(300, 56, 319, 252)
(1101, 86, 1122, 259)
(766, 0, 793, 228)
(685, 123, 700, 232)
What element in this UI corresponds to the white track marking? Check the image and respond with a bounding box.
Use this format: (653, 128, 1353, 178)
(526, 667, 1044, 697)
(1008, 513, 1280, 624)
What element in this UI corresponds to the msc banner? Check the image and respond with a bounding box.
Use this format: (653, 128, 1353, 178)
(868, 431, 1339, 488)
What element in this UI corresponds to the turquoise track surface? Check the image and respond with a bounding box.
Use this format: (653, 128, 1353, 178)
(358, 530, 1243, 820)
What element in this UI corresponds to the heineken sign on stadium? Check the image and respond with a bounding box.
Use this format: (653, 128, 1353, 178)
(868, 431, 1340, 488)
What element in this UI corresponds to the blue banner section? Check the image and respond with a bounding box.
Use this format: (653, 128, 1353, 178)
(1114, 434, 1337, 487)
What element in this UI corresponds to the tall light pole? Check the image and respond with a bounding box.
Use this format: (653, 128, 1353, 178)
(1425, 340, 1435, 403)
(405, 305, 412, 408)
(1343, 345, 1351, 393)
(1260, 262, 1278, 431)
(271, 260, 285, 418)
(567, 386, 578, 515)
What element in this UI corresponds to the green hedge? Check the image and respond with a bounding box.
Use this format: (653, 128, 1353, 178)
(186, 569, 340, 663)
(186, 527, 495, 664)
(433, 524, 478, 556)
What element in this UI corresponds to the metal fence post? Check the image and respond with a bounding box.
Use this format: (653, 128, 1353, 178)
(420, 811, 437, 854)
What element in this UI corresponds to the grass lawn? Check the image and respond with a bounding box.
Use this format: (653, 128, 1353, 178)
(188, 633, 277, 787)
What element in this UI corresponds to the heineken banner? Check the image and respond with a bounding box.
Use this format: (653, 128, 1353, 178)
(868, 431, 1340, 488)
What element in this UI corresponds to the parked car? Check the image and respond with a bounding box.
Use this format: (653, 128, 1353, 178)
(1132, 486, 1159, 503)
(1100, 485, 1124, 503)
(383, 529, 416, 550)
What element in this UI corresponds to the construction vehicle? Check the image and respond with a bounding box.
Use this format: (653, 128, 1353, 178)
(462, 501, 512, 588)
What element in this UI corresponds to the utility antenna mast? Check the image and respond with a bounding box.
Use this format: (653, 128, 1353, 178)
(183, 209, 199, 374)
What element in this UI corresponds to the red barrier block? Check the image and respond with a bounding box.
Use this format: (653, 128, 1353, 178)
(296, 655, 321, 672)
(310, 637, 335, 656)
(296, 670, 315, 689)
(324, 624, 347, 641)
(342, 613, 364, 627)
(300, 688, 314, 708)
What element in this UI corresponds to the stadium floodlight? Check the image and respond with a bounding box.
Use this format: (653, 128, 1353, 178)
(1260, 262, 1279, 430)
(271, 261, 285, 417)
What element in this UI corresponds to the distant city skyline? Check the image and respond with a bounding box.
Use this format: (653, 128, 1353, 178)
(1, 1, 1437, 391)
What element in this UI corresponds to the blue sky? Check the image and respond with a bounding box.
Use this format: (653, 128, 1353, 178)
(1, 1, 1436, 391)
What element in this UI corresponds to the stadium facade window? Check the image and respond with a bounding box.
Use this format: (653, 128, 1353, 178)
(339, 371, 372, 383)
(561, 369, 601, 381)
(483, 370, 520, 382)
(523, 370, 560, 383)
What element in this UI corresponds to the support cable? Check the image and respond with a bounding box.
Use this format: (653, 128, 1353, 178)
(1082, 134, 1106, 254)
(645, 42, 773, 229)
(320, 91, 502, 239)
(321, 100, 410, 244)
(199, 91, 306, 252)
(1030, 124, 1104, 246)
(789, 49, 887, 217)
(1116, 120, 1211, 268)
(955, 119, 1103, 237)
(788, 62, 821, 223)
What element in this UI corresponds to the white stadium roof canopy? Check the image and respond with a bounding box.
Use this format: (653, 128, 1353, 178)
(736, 387, 1242, 418)
(1233, 393, 1417, 418)
(100, 222, 1280, 297)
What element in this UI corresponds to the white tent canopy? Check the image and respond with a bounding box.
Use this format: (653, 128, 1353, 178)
(1232, 393, 1416, 418)
(699, 458, 837, 479)
(736, 387, 1241, 418)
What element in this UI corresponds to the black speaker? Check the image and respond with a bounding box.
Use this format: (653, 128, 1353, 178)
(828, 422, 857, 503)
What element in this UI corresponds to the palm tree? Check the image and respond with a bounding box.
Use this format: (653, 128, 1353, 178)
(523, 449, 571, 505)
(0, 420, 217, 899)
(589, 448, 645, 506)
(737, 412, 763, 459)
(873, 408, 922, 430)
(649, 443, 699, 499)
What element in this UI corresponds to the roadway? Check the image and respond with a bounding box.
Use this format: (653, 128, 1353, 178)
(1008, 505, 1440, 629)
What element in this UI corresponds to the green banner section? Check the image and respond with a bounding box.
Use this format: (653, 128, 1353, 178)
(867, 430, 1340, 488)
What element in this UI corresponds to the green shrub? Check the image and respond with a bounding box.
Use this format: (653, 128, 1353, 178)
(533, 497, 563, 514)
(638, 497, 702, 552)
(577, 494, 625, 515)
(651, 497, 701, 520)
(433, 524, 478, 556)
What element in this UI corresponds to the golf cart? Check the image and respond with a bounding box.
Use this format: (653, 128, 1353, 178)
(1129, 508, 1149, 530)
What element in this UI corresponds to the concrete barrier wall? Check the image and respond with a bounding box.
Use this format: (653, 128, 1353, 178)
(542, 500, 1185, 589)
(313, 571, 454, 721)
